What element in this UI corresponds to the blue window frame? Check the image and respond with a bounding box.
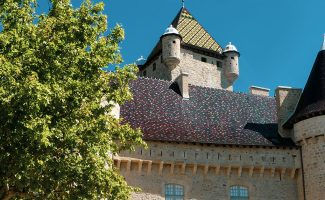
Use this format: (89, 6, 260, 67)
(165, 184, 184, 200)
(230, 185, 249, 200)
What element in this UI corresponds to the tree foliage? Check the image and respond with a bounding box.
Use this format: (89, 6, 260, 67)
(0, 0, 144, 199)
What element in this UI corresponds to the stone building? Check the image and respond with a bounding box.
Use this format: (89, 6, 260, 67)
(113, 7, 325, 200)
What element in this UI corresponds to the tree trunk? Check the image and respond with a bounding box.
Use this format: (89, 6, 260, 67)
(1, 190, 14, 200)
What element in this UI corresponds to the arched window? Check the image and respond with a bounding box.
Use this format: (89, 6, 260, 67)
(230, 185, 249, 200)
(165, 184, 184, 200)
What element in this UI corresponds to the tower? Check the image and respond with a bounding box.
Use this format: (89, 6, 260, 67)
(283, 35, 325, 200)
(223, 42, 240, 83)
(161, 25, 182, 69)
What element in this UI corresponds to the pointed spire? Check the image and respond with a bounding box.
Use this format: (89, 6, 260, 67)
(284, 43, 325, 128)
(321, 34, 325, 51)
(182, 0, 185, 8)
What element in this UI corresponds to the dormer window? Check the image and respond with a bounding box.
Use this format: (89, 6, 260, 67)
(201, 57, 207, 63)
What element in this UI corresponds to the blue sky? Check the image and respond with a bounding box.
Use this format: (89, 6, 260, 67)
(37, 0, 325, 94)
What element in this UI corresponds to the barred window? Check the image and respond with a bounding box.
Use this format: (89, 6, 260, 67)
(165, 184, 184, 200)
(230, 185, 249, 200)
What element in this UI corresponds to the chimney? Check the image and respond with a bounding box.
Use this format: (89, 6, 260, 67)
(249, 86, 270, 96)
(275, 86, 302, 138)
(176, 72, 189, 99)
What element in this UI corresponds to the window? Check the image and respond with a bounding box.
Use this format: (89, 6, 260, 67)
(217, 61, 223, 68)
(143, 70, 146, 76)
(230, 186, 249, 200)
(231, 57, 235, 60)
(201, 57, 207, 62)
(165, 184, 184, 200)
(153, 63, 156, 71)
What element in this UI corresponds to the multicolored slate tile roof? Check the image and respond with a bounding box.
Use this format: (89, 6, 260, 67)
(121, 78, 295, 147)
(171, 8, 222, 53)
(143, 8, 223, 67)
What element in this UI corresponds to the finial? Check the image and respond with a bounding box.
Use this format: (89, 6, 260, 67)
(322, 34, 325, 51)
(182, 0, 185, 8)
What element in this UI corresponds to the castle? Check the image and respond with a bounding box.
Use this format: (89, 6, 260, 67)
(113, 7, 325, 200)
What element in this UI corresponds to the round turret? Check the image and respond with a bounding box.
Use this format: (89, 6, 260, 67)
(136, 56, 146, 66)
(223, 42, 240, 83)
(285, 36, 325, 200)
(161, 25, 182, 69)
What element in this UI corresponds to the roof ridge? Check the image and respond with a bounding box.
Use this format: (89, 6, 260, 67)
(136, 77, 274, 99)
(188, 83, 274, 99)
(137, 76, 172, 84)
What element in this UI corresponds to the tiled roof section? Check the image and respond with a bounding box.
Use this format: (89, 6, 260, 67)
(121, 78, 295, 147)
(142, 8, 223, 67)
(171, 8, 222, 53)
(284, 50, 325, 128)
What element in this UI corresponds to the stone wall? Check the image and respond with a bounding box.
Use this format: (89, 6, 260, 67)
(294, 116, 325, 200)
(140, 48, 233, 91)
(116, 141, 301, 200)
(275, 86, 302, 138)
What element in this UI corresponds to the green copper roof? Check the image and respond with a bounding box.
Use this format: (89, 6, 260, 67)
(172, 8, 223, 53)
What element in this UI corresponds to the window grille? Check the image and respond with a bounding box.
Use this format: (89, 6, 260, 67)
(165, 184, 184, 200)
(230, 185, 249, 200)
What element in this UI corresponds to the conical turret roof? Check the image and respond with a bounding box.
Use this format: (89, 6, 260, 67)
(284, 46, 325, 128)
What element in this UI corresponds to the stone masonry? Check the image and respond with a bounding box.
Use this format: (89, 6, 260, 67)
(116, 142, 301, 200)
(140, 49, 232, 91)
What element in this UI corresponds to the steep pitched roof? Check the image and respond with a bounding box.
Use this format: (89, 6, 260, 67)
(284, 50, 325, 128)
(143, 8, 223, 67)
(121, 78, 295, 147)
(171, 8, 222, 53)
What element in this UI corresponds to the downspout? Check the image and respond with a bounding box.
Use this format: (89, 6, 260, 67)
(299, 146, 306, 200)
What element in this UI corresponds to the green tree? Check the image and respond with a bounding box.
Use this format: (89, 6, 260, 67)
(0, 0, 144, 199)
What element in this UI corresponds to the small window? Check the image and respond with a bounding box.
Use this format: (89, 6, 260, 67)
(230, 186, 249, 200)
(143, 70, 146, 76)
(201, 57, 207, 62)
(231, 57, 235, 60)
(165, 184, 184, 200)
(217, 61, 223, 68)
(173, 40, 176, 44)
(153, 63, 156, 71)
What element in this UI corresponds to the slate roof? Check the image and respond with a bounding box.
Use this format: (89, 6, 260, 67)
(142, 8, 223, 67)
(121, 78, 295, 147)
(284, 50, 325, 128)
